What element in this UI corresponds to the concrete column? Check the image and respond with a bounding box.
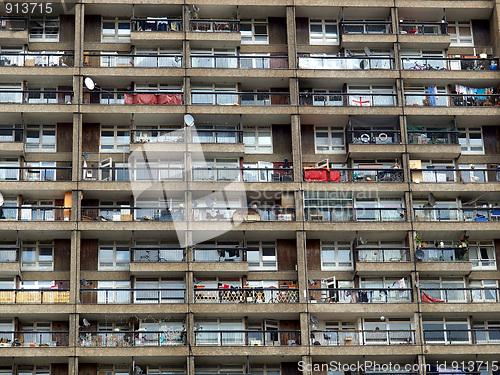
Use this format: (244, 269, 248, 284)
(286, 6, 297, 69)
(72, 111, 82, 185)
(69, 313, 79, 348)
(186, 269, 194, 304)
(186, 355, 195, 375)
(185, 40, 191, 69)
(296, 231, 307, 304)
(73, 3, 84, 69)
(299, 311, 309, 347)
(70, 230, 81, 304)
(187, 312, 195, 348)
(184, 76, 191, 106)
(68, 356, 78, 375)
(291, 114, 302, 182)
(300, 355, 313, 375)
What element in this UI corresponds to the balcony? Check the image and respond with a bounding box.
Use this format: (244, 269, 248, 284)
(131, 17, 183, 45)
(194, 287, 299, 304)
(192, 55, 287, 69)
(420, 288, 500, 303)
(193, 248, 246, 262)
(131, 247, 185, 262)
(423, 329, 500, 345)
(402, 57, 499, 71)
(310, 329, 415, 346)
(131, 128, 185, 143)
(404, 93, 500, 107)
(192, 207, 296, 222)
(308, 287, 412, 304)
(413, 207, 500, 222)
(298, 55, 394, 70)
(417, 247, 470, 262)
(348, 129, 401, 144)
(84, 91, 183, 105)
(192, 167, 293, 182)
(299, 92, 397, 107)
(79, 288, 186, 304)
(0, 206, 72, 221)
(356, 248, 410, 262)
(82, 166, 184, 182)
(304, 207, 406, 222)
(0, 289, 70, 304)
(81, 206, 185, 222)
(194, 330, 300, 346)
(0, 166, 72, 181)
(191, 91, 290, 106)
(407, 130, 459, 145)
(190, 19, 239, 33)
(0, 90, 74, 104)
(398, 21, 450, 48)
(340, 21, 395, 48)
(411, 168, 500, 183)
(78, 330, 186, 347)
(0, 331, 69, 347)
(0, 17, 28, 43)
(84, 52, 181, 68)
(303, 168, 404, 182)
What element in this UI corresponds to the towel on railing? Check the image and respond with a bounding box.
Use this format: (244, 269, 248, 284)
(422, 291, 444, 303)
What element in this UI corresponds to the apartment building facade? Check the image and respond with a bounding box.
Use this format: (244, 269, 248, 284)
(0, 0, 500, 374)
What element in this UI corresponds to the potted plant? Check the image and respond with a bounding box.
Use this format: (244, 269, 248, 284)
(415, 233, 426, 247)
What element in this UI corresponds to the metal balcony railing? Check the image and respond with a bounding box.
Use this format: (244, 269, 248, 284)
(131, 247, 185, 262)
(192, 167, 293, 182)
(0, 17, 28, 31)
(303, 168, 404, 183)
(192, 247, 246, 262)
(0, 52, 74, 67)
(191, 91, 290, 106)
(407, 130, 459, 145)
(0, 206, 72, 221)
(417, 247, 469, 262)
(399, 21, 448, 35)
(0, 247, 18, 262)
(423, 329, 500, 345)
(411, 168, 500, 183)
(132, 17, 183, 32)
(193, 129, 243, 143)
(0, 289, 70, 304)
(0, 90, 73, 104)
(190, 19, 239, 32)
(404, 93, 500, 107)
(80, 288, 186, 304)
(81, 206, 185, 222)
(78, 330, 186, 347)
(348, 129, 401, 144)
(191, 55, 287, 69)
(194, 330, 300, 346)
(305, 207, 406, 222)
(356, 248, 410, 262)
(82, 166, 185, 182)
(413, 207, 500, 222)
(0, 166, 72, 181)
(299, 92, 397, 107)
(84, 91, 183, 105)
(0, 331, 69, 347)
(192, 207, 295, 222)
(298, 55, 394, 70)
(402, 57, 499, 71)
(310, 329, 415, 346)
(194, 287, 299, 304)
(131, 128, 185, 143)
(341, 20, 392, 34)
(308, 287, 412, 303)
(84, 52, 182, 68)
(420, 288, 500, 303)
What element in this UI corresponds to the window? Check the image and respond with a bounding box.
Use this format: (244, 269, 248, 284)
(0, 83, 22, 103)
(241, 19, 268, 44)
(247, 241, 277, 270)
(348, 85, 395, 106)
(192, 158, 239, 181)
(98, 241, 130, 270)
(359, 277, 411, 302)
(449, 21, 474, 47)
(191, 48, 237, 68)
(100, 52, 131, 68)
(134, 278, 185, 303)
(134, 48, 182, 68)
(134, 159, 183, 182)
(98, 365, 130, 375)
(134, 198, 184, 221)
(29, 17, 59, 41)
(25, 125, 56, 152)
(98, 200, 131, 221)
(193, 125, 238, 144)
(354, 197, 404, 222)
(0, 158, 19, 181)
(469, 280, 498, 302)
(321, 241, 352, 270)
(100, 125, 130, 152)
(194, 241, 241, 262)
(469, 241, 496, 269)
(191, 85, 238, 105)
(420, 277, 466, 302)
(244, 126, 272, 153)
(22, 322, 51, 345)
(400, 50, 446, 70)
(21, 280, 54, 289)
(27, 87, 57, 104)
(422, 318, 469, 344)
(146, 365, 186, 375)
(0, 320, 13, 342)
(20, 200, 55, 221)
(309, 19, 339, 45)
(21, 241, 53, 271)
(25, 162, 56, 181)
(0, 278, 14, 290)
(413, 199, 458, 221)
(362, 318, 412, 344)
(139, 320, 185, 346)
(195, 319, 244, 345)
(342, 20, 390, 34)
(357, 240, 407, 262)
(458, 127, 483, 154)
(473, 321, 500, 344)
(19, 366, 50, 375)
(97, 281, 131, 304)
(241, 89, 271, 106)
(405, 85, 447, 106)
(102, 17, 131, 42)
(304, 191, 354, 222)
(250, 365, 281, 375)
(315, 126, 345, 153)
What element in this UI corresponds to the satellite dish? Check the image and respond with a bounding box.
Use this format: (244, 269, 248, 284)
(83, 319, 90, 327)
(205, 197, 214, 208)
(0, 192, 4, 207)
(84, 77, 95, 91)
(135, 367, 143, 375)
(80, 279, 89, 287)
(415, 248, 425, 261)
(184, 114, 195, 127)
(364, 47, 372, 56)
(428, 193, 436, 207)
(346, 49, 354, 57)
(310, 316, 319, 324)
(191, 4, 200, 13)
(82, 152, 89, 160)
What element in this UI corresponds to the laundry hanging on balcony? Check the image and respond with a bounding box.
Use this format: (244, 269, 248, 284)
(421, 291, 444, 303)
(427, 86, 438, 106)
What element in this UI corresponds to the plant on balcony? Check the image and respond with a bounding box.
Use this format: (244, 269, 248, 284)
(415, 233, 426, 247)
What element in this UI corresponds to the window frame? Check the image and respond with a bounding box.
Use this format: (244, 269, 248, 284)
(320, 241, 353, 270)
(309, 19, 339, 45)
(98, 241, 130, 270)
(458, 127, 484, 154)
(21, 240, 54, 271)
(29, 17, 59, 42)
(247, 241, 277, 271)
(100, 125, 130, 152)
(314, 126, 345, 153)
(25, 125, 56, 152)
(241, 19, 269, 44)
(101, 17, 131, 43)
(243, 126, 273, 153)
(449, 21, 474, 47)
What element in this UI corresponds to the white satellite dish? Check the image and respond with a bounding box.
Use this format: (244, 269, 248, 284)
(83, 319, 90, 327)
(84, 77, 95, 91)
(0, 192, 4, 207)
(364, 47, 372, 56)
(184, 114, 195, 127)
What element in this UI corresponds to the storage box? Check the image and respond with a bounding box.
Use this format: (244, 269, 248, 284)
(25, 59, 35, 67)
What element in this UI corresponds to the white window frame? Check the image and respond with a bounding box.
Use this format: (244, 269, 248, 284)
(469, 280, 498, 303)
(24, 161, 56, 181)
(422, 318, 470, 344)
(22, 322, 52, 346)
(29, 17, 59, 42)
(25, 125, 56, 152)
(359, 277, 411, 302)
(97, 281, 131, 304)
(347, 85, 395, 107)
(449, 21, 474, 47)
(247, 241, 277, 270)
(134, 278, 185, 304)
(309, 19, 339, 45)
(97, 365, 130, 375)
(404, 86, 447, 107)
(320, 241, 352, 270)
(420, 277, 466, 302)
(243, 126, 273, 153)
(21, 241, 54, 271)
(98, 241, 130, 270)
(191, 84, 238, 105)
(191, 48, 237, 68)
(100, 125, 130, 152)
(241, 19, 269, 44)
(19, 366, 51, 375)
(0, 83, 22, 104)
(102, 17, 131, 43)
(134, 48, 182, 68)
(314, 126, 345, 153)
(458, 127, 484, 154)
(0, 158, 19, 181)
(195, 318, 244, 346)
(469, 241, 496, 269)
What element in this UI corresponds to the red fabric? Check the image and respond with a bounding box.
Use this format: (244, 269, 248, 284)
(422, 292, 444, 303)
(135, 93, 157, 104)
(159, 93, 182, 105)
(329, 170, 341, 182)
(304, 169, 328, 181)
(124, 93, 134, 104)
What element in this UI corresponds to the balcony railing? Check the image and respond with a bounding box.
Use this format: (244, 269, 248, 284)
(308, 288, 412, 303)
(84, 91, 183, 105)
(195, 330, 300, 346)
(417, 247, 469, 262)
(0, 17, 27, 31)
(192, 55, 287, 69)
(131, 128, 184, 143)
(81, 206, 185, 222)
(404, 93, 500, 107)
(0, 206, 72, 221)
(0, 331, 69, 347)
(0, 90, 73, 104)
(0, 52, 74, 67)
(192, 167, 293, 182)
(190, 19, 239, 32)
(132, 17, 183, 32)
(304, 168, 404, 182)
(194, 287, 299, 304)
(305, 207, 406, 222)
(193, 248, 246, 262)
(402, 57, 499, 71)
(80, 288, 186, 304)
(0, 247, 18, 262)
(413, 207, 500, 222)
(193, 207, 295, 221)
(298, 55, 394, 70)
(78, 330, 186, 347)
(411, 168, 500, 183)
(193, 129, 243, 143)
(420, 288, 500, 303)
(191, 91, 290, 106)
(341, 20, 392, 34)
(356, 248, 410, 262)
(407, 130, 459, 145)
(423, 329, 500, 345)
(310, 329, 415, 346)
(84, 53, 182, 68)
(399, 21, 448, 35)
(348, 129, 401, 144)
(82, 166, 184, 182)
(0, 166, 72, 181)
(299, 92, 397, 107)
(131, 247, 185, 262)
(0, 289, 70, 304)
